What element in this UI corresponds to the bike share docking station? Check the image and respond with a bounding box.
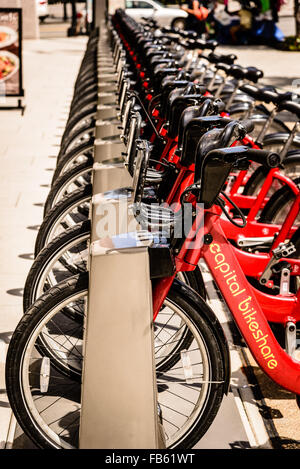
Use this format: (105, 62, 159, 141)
(79, 26, 164, 449)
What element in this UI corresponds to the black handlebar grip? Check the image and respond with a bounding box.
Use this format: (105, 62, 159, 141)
(246, 149, 280, 168)
(195, 39, 207, 48)
(213, 99, 226, 113)
(204, 147, 280, 169)
(207, 40, 218, 50)
(200, 40, 218, 50)
(207, 52, 220, 63)
(219, 53, 237, 65)
(239, 84, 259, 99)
(239, 119, 255, 135)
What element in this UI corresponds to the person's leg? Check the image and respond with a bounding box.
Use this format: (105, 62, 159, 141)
(229, 24, 241, 43)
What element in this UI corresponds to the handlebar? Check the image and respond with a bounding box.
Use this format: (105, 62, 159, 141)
(218, 119, 255, 148)
(246, 148, 281, 168)
(196, 146, 280, 207)
(204, 146, 280, 169)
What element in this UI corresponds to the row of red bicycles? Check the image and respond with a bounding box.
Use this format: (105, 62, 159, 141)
(5, 10, 300, 449)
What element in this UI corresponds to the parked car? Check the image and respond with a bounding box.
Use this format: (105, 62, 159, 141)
(125, 0, 187, 29)
(36, 0, 49, 23)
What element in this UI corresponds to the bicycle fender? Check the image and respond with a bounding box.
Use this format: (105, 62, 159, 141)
(228, 101, 252, 114)
(263, 133, 300, 147)
(172, 278, 231, 394)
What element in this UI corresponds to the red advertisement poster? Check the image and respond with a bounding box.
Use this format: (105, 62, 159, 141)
(0, 8, 23, 97)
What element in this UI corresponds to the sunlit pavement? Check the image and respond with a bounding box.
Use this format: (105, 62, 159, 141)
(0, 32, 88, 448)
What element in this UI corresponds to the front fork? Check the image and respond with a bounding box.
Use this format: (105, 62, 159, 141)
(152, 206, 205, 319)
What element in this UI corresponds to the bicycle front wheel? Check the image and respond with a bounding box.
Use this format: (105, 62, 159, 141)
(6, 274, 225, 449)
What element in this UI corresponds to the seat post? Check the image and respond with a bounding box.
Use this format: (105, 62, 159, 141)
(226, 79, 242, 109)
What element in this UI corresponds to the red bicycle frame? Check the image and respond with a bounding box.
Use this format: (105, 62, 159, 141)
(152, 209, 300, 395)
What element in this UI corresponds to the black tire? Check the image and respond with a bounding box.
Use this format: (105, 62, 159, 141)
(51, 140, 94, 185)
(44, 162, 92, 216)
(229, 111, 289, 140)
(259, 176, 300, 226)
(34, 184, 92, 257)
(70, 89, 97, 111)
(243, 156, 300, 197)
(61, 106, 97, 143)
(262, 133, 300, 154)
(59, 122, 95, 158)
(23, 220, 91, 312)
(72, 80, 97, 100)
(6, 274, 225, 449)
(171, 17, 186, 30)
(243, 166, 269, 196)
(66, 95, 97, 119)
(181, 267, 206, 299)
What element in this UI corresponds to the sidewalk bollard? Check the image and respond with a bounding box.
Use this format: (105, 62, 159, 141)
(98, 91, 117, 105)
(98, 82, 117, 93)
(92, 160, 132, 194)
(79, 238, 163, 449)
(95, 120, 121, 139)
(97, 105, 119, 120)
(94, 137, 126, 160)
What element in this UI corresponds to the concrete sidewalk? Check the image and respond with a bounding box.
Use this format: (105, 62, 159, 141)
(0, 35, 87, 448)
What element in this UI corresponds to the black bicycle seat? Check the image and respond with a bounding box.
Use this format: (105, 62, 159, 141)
(239, 84, 263, 100)
(245, 67, 263, 83)
(145, 47, 166, 58)
(216, 63, 231, 74)
(262, 89, 295, 105)
(207, 52, 222, 64)
(238, 84, 287, 105)
(198, 39, 218, 50)
(184, 39, 200, 50)
(209, 52, 236, 65)
(229, 64, 248, 80)
(181, 30, 198, 39)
